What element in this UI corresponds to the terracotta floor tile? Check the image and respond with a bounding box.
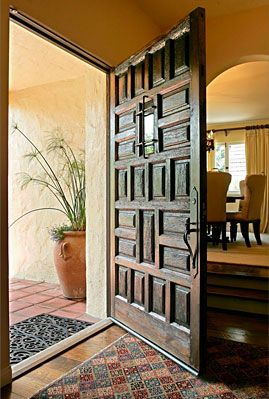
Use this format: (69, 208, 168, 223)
(17, 293, 54, 304)
(76, 313, 100, 324)
(22, 285, 56, 294)
(16, 305, 52, 318)
(8, 279, 97, 329)
(38, 282, 60, 289)
(62, 302, 86, 313)
(49, 309, 83, 320)
(9, 290, 31, 301)
(41, 297, 76, 309)
(20, 279, 42, 285)
(9, 279, 42, 289)
(9, 278, 21, 284)
(8, 283, 35, 290)
(42, 288, 63, 297)
(9, 313, 29, 325)
(9, 285, 25, 291)
(9, 301, 33, 312)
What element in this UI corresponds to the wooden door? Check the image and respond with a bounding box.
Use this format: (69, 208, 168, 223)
(110, 8, 206, 373)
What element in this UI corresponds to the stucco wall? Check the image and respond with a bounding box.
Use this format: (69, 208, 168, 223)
(9, 63, 107, 317)
(9, 77, 87, 282)
(85, 73, 107, 319)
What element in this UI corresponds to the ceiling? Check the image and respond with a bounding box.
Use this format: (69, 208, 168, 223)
(9, 21, 91, 91)
(9, 4, 269, 124)
(207, 61, 269, 124)
(135, 0, 269, 30)
(10, 0, 269, 68)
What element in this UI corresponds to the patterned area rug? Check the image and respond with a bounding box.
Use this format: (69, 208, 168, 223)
(31, 333, 268, 399)
(10, 314, 92, 365)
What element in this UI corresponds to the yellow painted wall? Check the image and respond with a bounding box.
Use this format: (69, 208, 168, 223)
(206, 6, 269, 84)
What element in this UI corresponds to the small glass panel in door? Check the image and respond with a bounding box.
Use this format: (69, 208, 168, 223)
(144, 99, 156, 156)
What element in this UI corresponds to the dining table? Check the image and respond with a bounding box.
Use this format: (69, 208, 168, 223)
(226, 193, 244, 203)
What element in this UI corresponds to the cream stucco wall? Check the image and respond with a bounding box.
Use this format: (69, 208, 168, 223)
(85, 73, 107, 319)
(9, 77, 86, 283)
(9, 66, 107, 315)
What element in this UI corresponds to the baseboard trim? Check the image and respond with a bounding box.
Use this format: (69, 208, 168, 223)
(1, 365, 12, 387)
(12, 318, 112, 379)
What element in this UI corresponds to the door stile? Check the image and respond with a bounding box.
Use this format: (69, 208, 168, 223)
(106, 72, 112, 317)
(154, 209, 160, 269)
(189, 7, 207, 371)
(110, 71, 116, 317)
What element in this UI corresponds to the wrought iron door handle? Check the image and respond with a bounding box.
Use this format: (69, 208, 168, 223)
(183, 187, 199, 275)
(183, 219, 197, 268)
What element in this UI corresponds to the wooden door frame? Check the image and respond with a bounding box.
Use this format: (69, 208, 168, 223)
(9, 7, 111, 73)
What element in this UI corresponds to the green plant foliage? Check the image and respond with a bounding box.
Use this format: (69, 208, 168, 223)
(49, 224, 72, 242)
(10, 126, 86, 241)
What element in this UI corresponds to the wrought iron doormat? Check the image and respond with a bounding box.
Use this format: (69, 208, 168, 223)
(10, 313, 92, 364)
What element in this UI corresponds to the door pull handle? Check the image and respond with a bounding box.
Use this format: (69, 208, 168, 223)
(183, 187, 199, 277)
(183, 218, 197, 269)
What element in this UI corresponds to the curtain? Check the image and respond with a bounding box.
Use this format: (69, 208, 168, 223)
(245, 127, 269, 233)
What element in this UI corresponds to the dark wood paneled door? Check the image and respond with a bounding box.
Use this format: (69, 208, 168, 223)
(110, 8, 206, 373)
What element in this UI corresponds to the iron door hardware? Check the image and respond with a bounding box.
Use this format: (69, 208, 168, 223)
(183, 187, 199, 277)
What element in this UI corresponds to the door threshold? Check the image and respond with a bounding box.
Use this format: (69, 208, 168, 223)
(110, 317, 199, 376)
(12, 318, 113, 379)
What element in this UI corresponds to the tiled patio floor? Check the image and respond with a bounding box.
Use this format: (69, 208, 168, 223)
(9, 278, 100, 326)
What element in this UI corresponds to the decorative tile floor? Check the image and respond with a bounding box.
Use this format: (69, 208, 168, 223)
(9, 278, 100, 326)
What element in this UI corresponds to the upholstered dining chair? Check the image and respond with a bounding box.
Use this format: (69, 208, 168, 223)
(239, 179, 245, 197)
(207, 171, 231, 250)
(227, 174, 266, 247)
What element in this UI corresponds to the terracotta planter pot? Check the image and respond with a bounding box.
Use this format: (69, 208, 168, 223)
(53, 231, 86, 299)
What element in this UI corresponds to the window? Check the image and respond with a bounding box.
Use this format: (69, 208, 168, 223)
(214, 142, 246, 192)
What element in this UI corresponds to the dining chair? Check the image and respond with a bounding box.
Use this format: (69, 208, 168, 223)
(238, 179, 246, 211)
(227, 174, 266, 247)
(207, 171, 231, 250)
(239, 179, 245, 196)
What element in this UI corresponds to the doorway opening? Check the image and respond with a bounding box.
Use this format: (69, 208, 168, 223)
(8, 19, 108, 374)
(206, 61, 269, 346)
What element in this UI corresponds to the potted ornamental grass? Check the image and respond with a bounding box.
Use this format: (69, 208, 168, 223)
(11, 125, 86, 299)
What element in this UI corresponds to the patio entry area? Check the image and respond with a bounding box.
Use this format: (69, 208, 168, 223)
(9, 278, 98, 326)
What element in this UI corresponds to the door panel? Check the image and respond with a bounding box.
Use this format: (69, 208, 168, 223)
(110, 8, 206, 372)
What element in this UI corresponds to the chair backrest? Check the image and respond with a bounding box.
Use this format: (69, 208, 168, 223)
(239, 180, 246, 196)
(240, 174, 266, 220)
(238, 179, 246, 211)
(207, 171, 231, 222)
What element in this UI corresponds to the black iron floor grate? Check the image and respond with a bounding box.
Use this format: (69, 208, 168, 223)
(10, 314, 92, 365)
